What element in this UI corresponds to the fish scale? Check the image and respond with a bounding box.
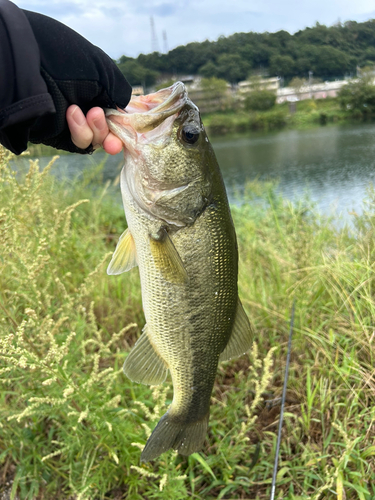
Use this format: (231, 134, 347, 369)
(106, 82, 253, 462)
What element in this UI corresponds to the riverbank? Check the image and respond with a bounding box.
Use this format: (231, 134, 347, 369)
(1, 150, 374, 499)
(202, 97, 350, 136)
(25, 97, 359, 158)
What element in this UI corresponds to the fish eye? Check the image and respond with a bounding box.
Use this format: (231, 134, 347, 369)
(180, 126, 200, 145)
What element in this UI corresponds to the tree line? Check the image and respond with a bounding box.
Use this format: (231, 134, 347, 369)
(116, 19, 375, 87)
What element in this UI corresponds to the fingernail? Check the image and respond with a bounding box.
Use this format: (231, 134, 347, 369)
(71, 106, 86, 126)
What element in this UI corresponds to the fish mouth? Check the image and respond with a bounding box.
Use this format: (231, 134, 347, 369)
(105, 82, 192, 153)
(125, 81, 188, 117)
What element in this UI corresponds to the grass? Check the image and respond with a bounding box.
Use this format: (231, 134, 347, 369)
(1, 148, 375, 499)
(25, 143, 71, 158)
(202, 98, 350, 137)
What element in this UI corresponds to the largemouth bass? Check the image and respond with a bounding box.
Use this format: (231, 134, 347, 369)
(106, 82, 252, 462)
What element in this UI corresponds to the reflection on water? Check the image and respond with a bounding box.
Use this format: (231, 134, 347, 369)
(212, 123, 375, 219)
(11, 122, 375, 222)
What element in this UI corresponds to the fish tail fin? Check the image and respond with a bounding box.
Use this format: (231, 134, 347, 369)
(140, 412, 209, 462)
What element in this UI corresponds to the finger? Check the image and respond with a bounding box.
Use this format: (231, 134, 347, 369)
(103, 133, 123, 155)
(66, 105, 93, 149)
(86, 107, 110, 149)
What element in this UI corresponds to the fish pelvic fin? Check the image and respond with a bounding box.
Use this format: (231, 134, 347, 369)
(123, 325, 168, 385)
(219, 297, 253, 362)
(141, 412, 209, 462)
(107, 228, 138, 275)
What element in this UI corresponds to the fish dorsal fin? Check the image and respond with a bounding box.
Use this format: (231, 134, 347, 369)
(123, 325, 168, 385)
(149, 227, 188, 284)
(107, 228, 138, 275)
(219, 298, 253, 362)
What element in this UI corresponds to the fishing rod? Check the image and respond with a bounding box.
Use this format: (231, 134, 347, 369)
(269, 300, 295, 500)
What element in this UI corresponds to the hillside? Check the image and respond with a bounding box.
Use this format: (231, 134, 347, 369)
(116, 20, 375, 87)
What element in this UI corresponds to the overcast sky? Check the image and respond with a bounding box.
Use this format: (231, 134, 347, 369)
(14, 0, 375, 60)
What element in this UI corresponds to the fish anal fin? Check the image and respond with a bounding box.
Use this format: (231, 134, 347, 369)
(149, 228, 188, 284)
(107, 228, 138, 275)
(219, 298, 253, 362)
(123, 325, 168, 385)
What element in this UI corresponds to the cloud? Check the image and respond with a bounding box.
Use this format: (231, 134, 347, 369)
(153, 3, 177, 17)
(18, 0, 85, 17)
(14, 0, 375, 59)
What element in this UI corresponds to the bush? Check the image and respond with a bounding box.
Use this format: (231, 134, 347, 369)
(200, 77, 228, 97)
(234, 117, 250, 133)
(245, 109, 287, 131)
(263, 108, 288, 129)
(207, 115, 234, 135)
(338, 77, 375, 116)
(244, 89, 276, 111)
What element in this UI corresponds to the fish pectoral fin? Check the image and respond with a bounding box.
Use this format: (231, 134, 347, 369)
(123, 325, 168, 385)
(219, 297, 253, 362)
(149, 228, 188, 285)
(107, 228, 138, 275)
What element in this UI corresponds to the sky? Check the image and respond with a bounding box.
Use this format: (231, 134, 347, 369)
(14, 0, 375, 60)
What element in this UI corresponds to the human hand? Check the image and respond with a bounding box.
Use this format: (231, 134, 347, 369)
(23, 10, 132, 154)
(66, 106, 123, 155)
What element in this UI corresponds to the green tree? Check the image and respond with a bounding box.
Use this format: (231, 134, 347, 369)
(295, 45, 353, 77)
(244, 89, 276, 111)
(289, 77, 308, 93)
(200, 77, 228, 97)
(198, 61, 219, 78)
(155, 79, 176, 91)
(269, 54, 295, 77)
(117, 60, 158, 87)
(216, 54, 251, 83)
(251, 43, 276, 67)
(117, 19, 375, 84)
(269, 30, 292, 48)
(137, 52, 167, 72)
(338, 76, 375, 115)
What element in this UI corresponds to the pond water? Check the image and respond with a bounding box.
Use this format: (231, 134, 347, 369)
(11, 122, 375, 223)
(212, 123, 375, 220)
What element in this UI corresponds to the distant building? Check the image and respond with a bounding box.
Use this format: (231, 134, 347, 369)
(131, 86, 144, 96)
(276, 80, 349, 103)
(178, 75, 198, 88)
(238, 77, 281, 93)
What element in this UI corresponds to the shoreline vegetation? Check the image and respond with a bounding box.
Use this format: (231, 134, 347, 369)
(202, 97, 349, 136)
(1, 148, 375, 498)
(26, 95, 369, 158)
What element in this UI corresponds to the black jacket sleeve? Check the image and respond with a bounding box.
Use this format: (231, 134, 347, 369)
(0, 0, 132, 155)
(0, 0, 55, 154)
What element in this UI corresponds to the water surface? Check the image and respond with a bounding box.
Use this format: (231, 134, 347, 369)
(11, 122, 375, 222)
(212, 123, 375, 219)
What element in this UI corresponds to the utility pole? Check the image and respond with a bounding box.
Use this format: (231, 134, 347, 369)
(308, 70, 313, 99)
